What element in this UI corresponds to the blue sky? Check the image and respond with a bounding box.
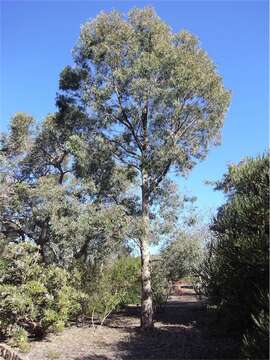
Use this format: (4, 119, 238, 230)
(1, 0, 268, 219)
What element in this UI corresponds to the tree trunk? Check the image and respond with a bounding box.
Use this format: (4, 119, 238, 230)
(140, 235, 153, 329)
(36, 218, 49, 262)
(140, 175, 154, 329)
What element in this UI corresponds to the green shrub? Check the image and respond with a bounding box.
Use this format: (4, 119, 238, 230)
(0, 242, 87, 344)
(242, 292, 269, 359)
(84, 256, 141, 326)
(110, 256, 141, 306)
(10, 326, 30, 352)
(198, 154, 269, 343)
(150, 259, 171, 310)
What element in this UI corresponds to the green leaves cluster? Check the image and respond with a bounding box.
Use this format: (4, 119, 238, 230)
(0, 111, 131, 266)
(0, 242, 142, 348)
(242, 292, 269, 360)
(150, 230, 204, 309)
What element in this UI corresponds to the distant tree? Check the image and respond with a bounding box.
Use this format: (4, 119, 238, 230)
(161, 231, 203, 281)
(58, 7, 230, 328)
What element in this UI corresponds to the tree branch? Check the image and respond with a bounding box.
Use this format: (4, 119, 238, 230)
(106, 137, 140, 160)
(113, 85, 143, 153)
(148, 160, 172, 199)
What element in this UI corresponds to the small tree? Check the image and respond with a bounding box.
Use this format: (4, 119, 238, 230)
(58, 7, 230, 328)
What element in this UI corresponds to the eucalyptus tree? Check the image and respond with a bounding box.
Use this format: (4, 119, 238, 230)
(58, 7, 230, 328)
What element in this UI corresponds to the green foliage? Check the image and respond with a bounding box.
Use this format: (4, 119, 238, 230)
(161, 231, 203, 281)
(10, 326, 30, 352)
(0, 243, 86, 343)
(61, 5, 231, 213)
(59, 7, 230, 327)
(84, 256, 141, 326)
(8, 112, 34, 153)
(242, 292, 269, 360)
(198, 154, 269, 343)
(0, 112, 131, 267)
(150, 230, 204, 309)
(110, 256, 141, 305)
(151, 259, 171, 309)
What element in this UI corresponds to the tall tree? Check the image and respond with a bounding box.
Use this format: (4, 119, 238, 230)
(58, 7, 230, 328)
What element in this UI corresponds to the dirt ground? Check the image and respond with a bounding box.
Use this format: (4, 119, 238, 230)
(18, 286, 240, 360)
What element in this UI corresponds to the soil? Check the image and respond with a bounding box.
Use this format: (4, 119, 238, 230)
(17, 285, 240, 360)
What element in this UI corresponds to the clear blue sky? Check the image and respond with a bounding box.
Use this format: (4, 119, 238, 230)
(1, 0, 268, 218)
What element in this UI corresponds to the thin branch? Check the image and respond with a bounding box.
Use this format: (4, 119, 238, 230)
(177, 116, 198, 140)
(111, 150, 141, 172)
(106, 137, 140, 160)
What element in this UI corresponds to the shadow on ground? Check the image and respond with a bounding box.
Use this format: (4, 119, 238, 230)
(75, 295, 241, 360)
(119, 304, 239, 359)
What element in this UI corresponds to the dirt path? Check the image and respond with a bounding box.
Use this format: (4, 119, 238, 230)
(20, 286, 240, 360)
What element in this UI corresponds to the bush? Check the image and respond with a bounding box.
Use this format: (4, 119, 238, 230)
(0, 242, 87, 345)
(83, 256, 141, 326)
(242, 292, 269, 359)
(110, 256, 141, 306)
(151, 260, 171, 311)
(11, 326, 30, 352)
(150, 232, 203, 309)
(198, 154, 269, 345)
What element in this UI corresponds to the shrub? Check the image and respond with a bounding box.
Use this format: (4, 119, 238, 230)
(84, 256, 141, 326)
(198, 154, 269, 345)
(151, 232, 204, 309)
(110, 256, 141, 306)
(242, 292, 269, 359)
(0, 242, 87, 346)
(11, 326, 30, 352)
(151, 260, 171, 311)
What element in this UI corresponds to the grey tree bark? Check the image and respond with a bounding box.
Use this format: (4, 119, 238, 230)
(140, 168, 154, 329)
